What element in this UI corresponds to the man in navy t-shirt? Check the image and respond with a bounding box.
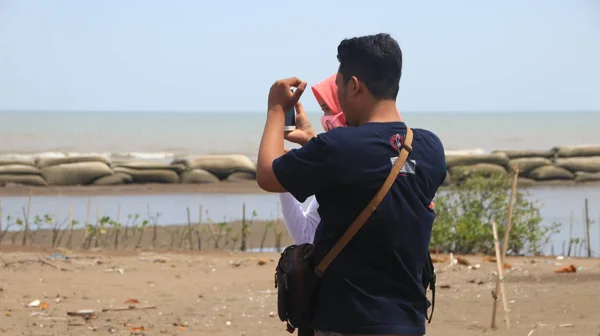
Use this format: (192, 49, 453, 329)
(256, 33, 446, 336)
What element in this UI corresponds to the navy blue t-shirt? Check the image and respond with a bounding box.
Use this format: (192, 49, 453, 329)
(272, 121, 446, 335)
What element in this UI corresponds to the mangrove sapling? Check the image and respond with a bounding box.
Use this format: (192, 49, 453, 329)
(65, 213, 79, 249)
(55, 216, 71, 247)
(135, 219, 149, 248)
(260, 221, 273, 252)
(29, 215, 45, 246)
(12, 217, 24, 244)
(108, 217, 122, 249)
(21, 206, 30, 246)
(0, 215, 14, 245)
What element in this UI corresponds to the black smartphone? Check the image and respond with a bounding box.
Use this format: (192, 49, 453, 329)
(284, 89, 296, 131)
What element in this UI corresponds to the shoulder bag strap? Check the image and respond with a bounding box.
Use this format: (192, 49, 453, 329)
(314, 127, 414, 276)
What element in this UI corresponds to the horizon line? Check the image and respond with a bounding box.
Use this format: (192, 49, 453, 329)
(1, 109, 599, 114)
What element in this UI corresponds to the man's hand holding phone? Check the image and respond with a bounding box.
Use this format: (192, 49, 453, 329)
(285, 102, 316, 146)
(267, 77, 307, 114)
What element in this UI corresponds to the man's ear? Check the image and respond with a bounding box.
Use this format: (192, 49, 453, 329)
(349, 76, 360, 96)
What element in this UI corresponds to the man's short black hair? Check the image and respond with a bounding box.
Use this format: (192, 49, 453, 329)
(337, 33, 402, 100)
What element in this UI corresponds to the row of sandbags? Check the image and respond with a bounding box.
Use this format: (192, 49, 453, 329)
(0, 154, 257, 187)
(445, 151, 600, 184)
(491, 145, 600, 159)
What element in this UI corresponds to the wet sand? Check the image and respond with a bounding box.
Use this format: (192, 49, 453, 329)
(2, 180, 600, 197)
(1, 246, 599, 336)
(0, 180, 267, 197)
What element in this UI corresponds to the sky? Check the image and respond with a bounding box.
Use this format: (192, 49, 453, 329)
(0, 0, 599, 113)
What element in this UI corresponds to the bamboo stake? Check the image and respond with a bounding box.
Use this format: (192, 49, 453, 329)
(584, 198, 591, 257)
(500, 168, 519, 259)
(491, 167, 518, 330)
(66, 205, 74, 249)
(21, 191, 32, 245)
(186, 207, 193, 250)
(491, 221, 511, 330)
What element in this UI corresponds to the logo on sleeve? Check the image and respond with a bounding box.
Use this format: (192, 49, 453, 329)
(390, 134, 405, 151)
(390, 133, 416, 175)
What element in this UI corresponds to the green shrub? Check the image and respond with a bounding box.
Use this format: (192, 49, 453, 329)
(431, 170, 559, 255)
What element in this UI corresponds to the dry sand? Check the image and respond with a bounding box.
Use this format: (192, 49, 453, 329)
(1, 246, 599, 336)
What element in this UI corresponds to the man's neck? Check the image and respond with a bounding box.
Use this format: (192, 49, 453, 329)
(357, 100, 403, 125)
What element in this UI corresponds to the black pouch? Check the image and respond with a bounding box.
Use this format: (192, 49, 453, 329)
(274, 243, 319, 333)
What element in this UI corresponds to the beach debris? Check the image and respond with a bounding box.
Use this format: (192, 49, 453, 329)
(257, 258, 268, 265)
(108, 326, 117, 333)
(152, 257, 168, 263)
(124, 298, 140, 304)
(483, 255, 512, 269)
(468, 264, 481, 270)
(556, 256, 565, 260)
(431, 255, 449, 263)
(28, 299, 41, 307)
(67, 309, 97, 321)
(269, 311, 276, 317)
(456, 256, 471, 266)
(130, 325, 146, 332)
(225, 320, 232, 326)
(3, 258, 70, 271)
(102, 305, 156, 312)
(555, 264, 577, 273)
(46, 253, 69, 261)
(440, 284, 451, 289)
(104, 266, 126, 274)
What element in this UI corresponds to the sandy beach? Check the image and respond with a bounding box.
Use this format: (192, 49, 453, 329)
(0, 246, 598, 336)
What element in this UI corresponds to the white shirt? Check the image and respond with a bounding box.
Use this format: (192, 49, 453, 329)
(279, 192, 320, 244)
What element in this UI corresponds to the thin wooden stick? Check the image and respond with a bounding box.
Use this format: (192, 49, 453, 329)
(101, 305, 156, 312)
(501, 168, 519, 259)
(186, 207, 193, 250)
(491, 221, 510, 330)
(66, 205, 74, 249)
(21, 191, 32, 245)
(584, 198, 591, 257)
(491, 168, 518, 329)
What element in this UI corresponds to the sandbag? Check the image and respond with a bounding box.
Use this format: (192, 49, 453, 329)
(445, 152, 509, 168)
(508, 157, 552, 174)
(0, 174, 48, 186)
(172, 154, 256, 179)
(225, 171, 256, 181)
(0, 158, 35, 166)
(36, 155, 111, 169)
(517, 177, 537, 187)
(555, 145, 600, 158)
(0, 164, 41, 175)
(449, 163, 507, 179)
(180, 169, 220, 184)
(113, 160, 186, 173)
(554, 157, 600, 173)
(528, 165, 574, 181)
(574, 172, 600, 183)
(493, 149, 556, 159)
(41, 161, 113, 186)
(92, 172, 133, 186)
(113, 167, 180, 184)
